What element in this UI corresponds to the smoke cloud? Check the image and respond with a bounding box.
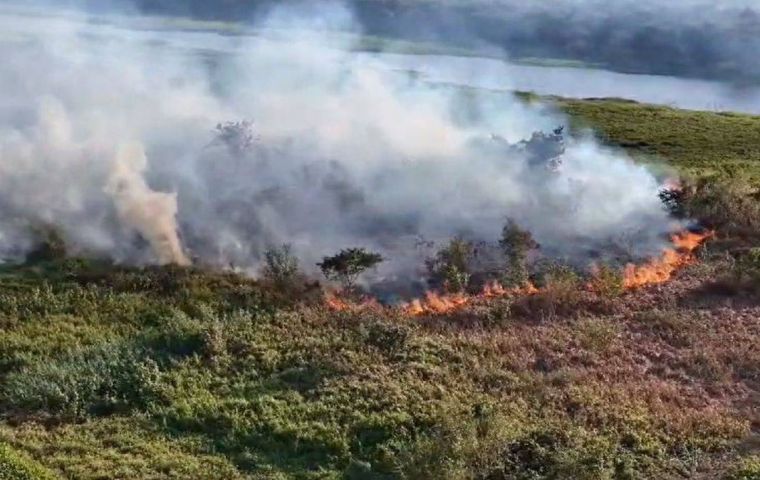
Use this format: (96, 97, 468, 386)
(0, 2, 678, 292)
(30, 0, 759, 83)
(106, 143, 190, 266)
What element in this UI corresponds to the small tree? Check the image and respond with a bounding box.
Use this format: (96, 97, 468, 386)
(426, 238, 474, 293)
(26, 227, 68, 264)
(499, 219, 537, 287)
(261, 244, 300, 289)
(317, 248, 384, 290)
(213, 120, 255, 155)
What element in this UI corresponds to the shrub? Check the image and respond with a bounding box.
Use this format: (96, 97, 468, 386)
(575, 318, 620, 353)
(201, 319, 228, 365)
(24, 227, 68, 264)
(589, 263, 624, 299)
(499, 219, 537, 287)
(2, 342, 163, 420)
(514, 263, 584, 320)
(261, 244, 301, 290)
(735, 248, 760, 282)
(213, 120, 255, 155)
(633, 310, 694, 347)
(426, 238, 474, 293)
(672, 178, 760, 238)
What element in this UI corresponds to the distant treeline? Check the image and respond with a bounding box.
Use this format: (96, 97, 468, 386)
(84, 0, 760, 83)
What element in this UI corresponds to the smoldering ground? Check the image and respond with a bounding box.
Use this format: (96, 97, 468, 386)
(0, 2, 678, 293)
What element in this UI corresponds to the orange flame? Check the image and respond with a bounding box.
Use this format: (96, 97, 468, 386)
(400, 281, 538, 316)
(622, 230, 713, 289)
(324, 291, 380, 312)
(401, 291, 469, 315)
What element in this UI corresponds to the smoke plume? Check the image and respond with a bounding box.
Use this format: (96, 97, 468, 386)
(106, 143, 190, 266)
(0, 2, 679, 292)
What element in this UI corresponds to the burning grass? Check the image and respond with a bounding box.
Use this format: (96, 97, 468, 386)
(325, 228, 714, 318)
(622, 229, 714, 288)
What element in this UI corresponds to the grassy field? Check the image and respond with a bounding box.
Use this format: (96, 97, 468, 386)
(1, 99, 760, 479)
(557, 97, 760, 183)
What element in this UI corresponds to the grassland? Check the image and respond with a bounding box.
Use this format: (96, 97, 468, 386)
(556, 97, 760, 183)
(1, 99, 760, 480)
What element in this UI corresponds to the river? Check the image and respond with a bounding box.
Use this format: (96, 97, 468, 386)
(2, 4, 760, 115)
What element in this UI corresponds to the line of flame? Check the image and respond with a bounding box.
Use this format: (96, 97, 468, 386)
(325, 229, 713, 316)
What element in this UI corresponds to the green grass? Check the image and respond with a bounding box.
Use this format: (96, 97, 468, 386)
(555, 97, 760, 182)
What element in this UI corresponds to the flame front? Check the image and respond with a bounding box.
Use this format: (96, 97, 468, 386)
(622, 230, 713, 289)
(400, 281, 538, 316)
(325, 229, 713, 316)
(325, 291, 381, 312)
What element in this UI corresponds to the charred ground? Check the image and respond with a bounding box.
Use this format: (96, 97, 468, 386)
(2, 97, 760, 479)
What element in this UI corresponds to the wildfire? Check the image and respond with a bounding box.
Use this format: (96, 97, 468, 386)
(402, 291, 469, 316)
(622, 230, 713, 289)
(324, 291, 380, 312)
(325, 229, 713, 316)
(400, 281, 538, 316)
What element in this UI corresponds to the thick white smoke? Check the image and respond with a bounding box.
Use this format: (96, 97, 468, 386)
(0, 2, 676, 290)
(106, 143, 190, 266)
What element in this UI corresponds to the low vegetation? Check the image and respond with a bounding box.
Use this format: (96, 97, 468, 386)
(2, 98, 760, 479)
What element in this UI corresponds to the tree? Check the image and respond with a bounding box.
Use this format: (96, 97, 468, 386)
(499, 219, 537, 287)
(317, 248, 383, 290)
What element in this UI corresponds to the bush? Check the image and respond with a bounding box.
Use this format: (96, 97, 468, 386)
(213, 120, 255, 155)
(24, 228, 68, 264)
(2, 342, 163, 420)
(575, 318, 620, 353)
(261, 244, 301, 290)
(589, 263, 624, 299)
(499, 219, 538, 287)
(426, 238, 474, 293)
(735, 248, 760, 282)
(671, 179, 760, 238)
(513, 263, 584, 320)
(0, 443, 57, 480)
(634, 310, 695, 347)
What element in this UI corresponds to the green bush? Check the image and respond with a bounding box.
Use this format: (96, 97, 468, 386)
(514, 263, 584, 320)
(0, 443, 57, 480)
(426, 238, 474, 293)
(500, 219, 537, 288)
(261, 244, 301, 289)
(2, 342, 163, 419)
(676, 179, 760, 238)
(735, 248, 760, 282)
